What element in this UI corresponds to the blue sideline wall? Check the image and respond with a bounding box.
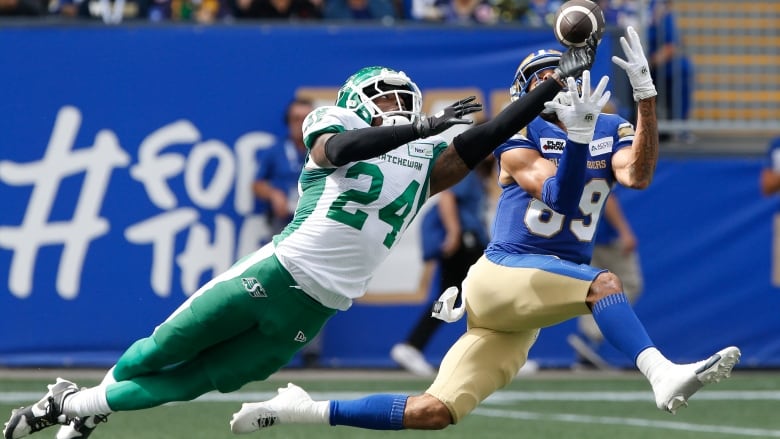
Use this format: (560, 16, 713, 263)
(1, 25, 776, 369)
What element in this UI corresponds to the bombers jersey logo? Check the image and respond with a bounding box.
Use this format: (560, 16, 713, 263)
(540, 137, 566, 154)
(590, 136, 614, 157)
(242, 277, 267, 298)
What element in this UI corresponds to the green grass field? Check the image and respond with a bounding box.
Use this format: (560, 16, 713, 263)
(1, 369, 778, 439)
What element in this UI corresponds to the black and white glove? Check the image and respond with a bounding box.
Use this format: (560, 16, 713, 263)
(413, 96, 482, 138)
(612, 26, 657, 102)
(544, 70, 611, 144)
(431, 286, 466, 323)
(555, 32, 599, 80)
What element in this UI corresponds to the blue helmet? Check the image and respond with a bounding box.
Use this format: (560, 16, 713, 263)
(509, 49, 562, 101)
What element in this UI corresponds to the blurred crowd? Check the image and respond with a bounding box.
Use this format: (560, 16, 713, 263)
(0, 0, 642, 27)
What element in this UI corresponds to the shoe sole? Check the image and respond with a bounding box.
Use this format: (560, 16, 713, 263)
(4, 378, 79, 439)
(567, 334, 614, 371)
(666, 346, 741, 414)
(4, 407, 25, 439)
(695, 346, 741, 384)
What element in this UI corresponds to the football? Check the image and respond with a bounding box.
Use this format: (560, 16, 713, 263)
(553, 0, 606, 48)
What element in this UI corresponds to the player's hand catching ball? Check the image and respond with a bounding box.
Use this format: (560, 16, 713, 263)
(544, 70, 611, 144)
(612, 26, 657, 102)
(555, 32, 599, 80)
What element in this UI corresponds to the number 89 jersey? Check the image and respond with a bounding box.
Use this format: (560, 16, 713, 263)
(274, 106, 448, 310)
(488, 114, 634, 265)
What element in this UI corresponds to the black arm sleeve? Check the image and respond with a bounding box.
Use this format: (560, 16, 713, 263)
(453, 78, 563, 169)
(324, 124, 419, 166)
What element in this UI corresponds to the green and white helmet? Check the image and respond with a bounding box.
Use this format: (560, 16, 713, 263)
(336, 66, 423, 125)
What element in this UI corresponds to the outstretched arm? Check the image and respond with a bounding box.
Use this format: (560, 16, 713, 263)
(611, 26, 659, 189)
(760, 169, 780, 196)
(429, 78, 565, 195)
(540, 72, 612, 214)
(612, 98, 658, 189)
(430, 35, 599, 195)
(308, 97, 481, 168)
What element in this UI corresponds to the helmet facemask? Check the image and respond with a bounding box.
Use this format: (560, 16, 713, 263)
(509, 50, 563, 102)
(363, 81, 420, 126)
(336, 67, 422, 126)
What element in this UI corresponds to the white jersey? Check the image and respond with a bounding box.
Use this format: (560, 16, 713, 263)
(274, 106, 448, 310)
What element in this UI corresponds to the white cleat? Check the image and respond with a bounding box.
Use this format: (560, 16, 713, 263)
(653, 346, 741, 414)
(390, 343, 435, 377)
(55, 414, 109, 439)
(230, 383, 315, 434)
(3, 378, 78, 439)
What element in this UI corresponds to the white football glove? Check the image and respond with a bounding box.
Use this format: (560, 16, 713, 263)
(612, 26, 657, 102)
(544, 70, 611, 144)
(431, 286, 465, 323)
(541, 90, 572, 115)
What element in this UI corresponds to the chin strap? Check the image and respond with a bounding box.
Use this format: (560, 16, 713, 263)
(431, 286, 466, 323)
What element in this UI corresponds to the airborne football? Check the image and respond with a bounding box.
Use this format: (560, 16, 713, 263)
(553, 0, 606, 47)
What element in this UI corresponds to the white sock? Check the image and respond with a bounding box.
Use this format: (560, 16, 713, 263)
(62, 385, 112, 417)
(100, 367, 117, 386)
(313, 401, 330, 423)
(636, 347, 673, 386)
(287, 400, 329, 424)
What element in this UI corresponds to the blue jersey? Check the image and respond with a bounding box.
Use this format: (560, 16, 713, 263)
(488, 114, 634, 264)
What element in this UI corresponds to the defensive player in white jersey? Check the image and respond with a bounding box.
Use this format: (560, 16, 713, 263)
(2, 36, 599, 439)
(228, 27, 740, 435)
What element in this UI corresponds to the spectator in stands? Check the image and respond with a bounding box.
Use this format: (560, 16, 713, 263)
(520, 0, 559, 27)
(323, 0, 397, 21)
(647, 0, 693, 139)
(410, 0, 496, 24)
(0, 0, 44, 15)
(230, 0, 321, 19)
(759, 136, 780, 286)
(50, 0, 146, 22)
(145, 0, 231, 22)
(254, 98, 312, 241)
(611, 0, 641, 30)
(408, 0, 438, 21)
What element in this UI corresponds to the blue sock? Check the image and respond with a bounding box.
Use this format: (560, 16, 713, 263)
(329, 394, 408, 430)
(592, 293, 654, 363)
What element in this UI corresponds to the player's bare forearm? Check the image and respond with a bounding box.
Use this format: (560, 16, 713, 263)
(627, 97, 659, 189)
(429, 147, 471, 195)
(760, 169, 780, 195)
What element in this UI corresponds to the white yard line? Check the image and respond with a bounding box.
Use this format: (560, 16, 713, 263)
(473, 407, 780, 438)
(3, 389, 780, 403)
(2, 389, 778, 437)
